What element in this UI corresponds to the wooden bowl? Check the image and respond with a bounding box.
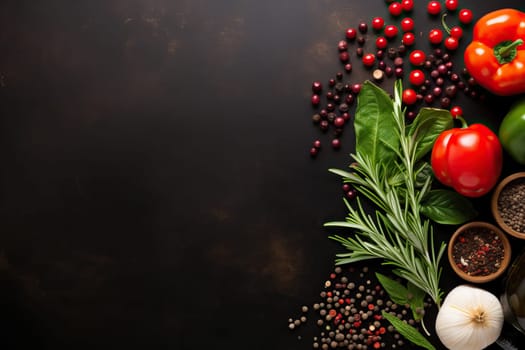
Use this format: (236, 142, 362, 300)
(448, 221, 511, 283)
(491, 172, 525, 239)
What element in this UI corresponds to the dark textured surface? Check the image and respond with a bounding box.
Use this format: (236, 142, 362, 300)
(0, 1, 524, 349)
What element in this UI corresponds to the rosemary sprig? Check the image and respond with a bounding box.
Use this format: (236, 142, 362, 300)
(325, 80, 446, 308)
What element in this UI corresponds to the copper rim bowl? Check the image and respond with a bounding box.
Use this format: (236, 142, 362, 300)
(491, 172, 525, 239)
(448, 221, 511, 283)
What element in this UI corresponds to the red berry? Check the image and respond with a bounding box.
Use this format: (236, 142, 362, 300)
(409, 50, 426, 66)
(445, 0, 458, 11)
(331, 138, 341, 149)
(401, 0, 414, 12)
(384, 25, 398, 39)
(362, 53, 376, 67)
(449, 26, 463, 39)
(339, 52, 350, 62)
(444, 36, 459, 51)
(372, 17, 385, 31)
(375, 36, 388, 49)
(459, 9, 473, 24)
(402, 32, 415, 46)
(338, 40, 348, 51)
(429, 28, 443, 45)
(345, 28, 357, 40)
(389, 2, 403, 17)
(450, 106, 463, 118)
(402, 88, 417, 105)
(409, 69, 425, 86)
(310, 147, 319, 157)
(427, 1, 441, 15)
(400, 17, 414, 32)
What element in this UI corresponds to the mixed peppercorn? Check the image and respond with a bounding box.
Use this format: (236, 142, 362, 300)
(288, 265, 428, 349)
(308, 0, 485, 158)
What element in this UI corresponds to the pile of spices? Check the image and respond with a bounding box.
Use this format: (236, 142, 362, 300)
(497, 178, 525, 233)
(308, 0, 484, 158)
(451, 227, 504, 276)
(288, 264, 428, 349)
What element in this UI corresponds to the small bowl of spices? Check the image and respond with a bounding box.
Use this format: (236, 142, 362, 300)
(492, 172, 525, 239)
(448, 221, 511, 283)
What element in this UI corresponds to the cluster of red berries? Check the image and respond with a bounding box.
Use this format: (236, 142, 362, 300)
(309, 0, 482, 158)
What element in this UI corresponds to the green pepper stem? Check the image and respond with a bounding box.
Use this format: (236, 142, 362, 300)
(455, 116, 468, 128)
(494, 38, 524, 64)
(499, 39, 524, 58)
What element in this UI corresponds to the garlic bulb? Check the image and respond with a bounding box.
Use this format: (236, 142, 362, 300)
(435, 285, 504, 350)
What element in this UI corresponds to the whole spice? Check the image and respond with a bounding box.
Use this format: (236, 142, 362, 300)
(435, 285, 504, 350)
(464, 8, 525, 95)
(497, 177, 525, 233)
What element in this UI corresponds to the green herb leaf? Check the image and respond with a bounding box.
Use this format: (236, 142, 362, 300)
(376, 273, 409, 305)
(407, 282, 426, 321)
(354, 81, 398, 165)
(414, 162, 433, 189)
(382, 311, 436, 350)
(408, 108, 454, 162)
(420, 189, 478, 225)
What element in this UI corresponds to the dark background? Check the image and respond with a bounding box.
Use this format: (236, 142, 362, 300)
(0, 1, 524, 349)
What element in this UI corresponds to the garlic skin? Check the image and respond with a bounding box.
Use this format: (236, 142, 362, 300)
(435, 285, 504, 350)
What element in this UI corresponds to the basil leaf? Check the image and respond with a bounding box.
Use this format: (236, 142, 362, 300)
(382, 311, 436, 350)
(407, 282, 426, 321)
(376, 273, 409, 305)
(420, 189, 478, 225)
(408, 108, 454, 162)
(414, 162, 433, 189)
(354, 81, 398, 165)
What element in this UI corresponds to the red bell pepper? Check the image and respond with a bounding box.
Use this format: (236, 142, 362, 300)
(464, 8, 525, 96)
(431, 120, 502, 198)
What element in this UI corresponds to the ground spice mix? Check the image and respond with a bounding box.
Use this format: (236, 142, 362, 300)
(451, 227, 504, 276)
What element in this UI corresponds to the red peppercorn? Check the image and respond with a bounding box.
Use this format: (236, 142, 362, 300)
(400, 17, 414, 32)
(334, 117, 345, 127)
(427, 1, 441, 15)
(371, 17, 385, 31)
(311, 94, 320, 106)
